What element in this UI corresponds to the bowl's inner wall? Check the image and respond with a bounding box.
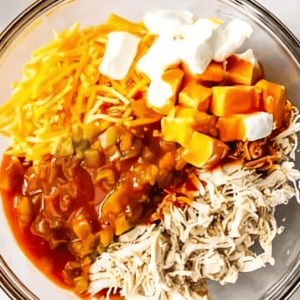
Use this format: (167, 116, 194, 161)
(0, 0, 300, 299)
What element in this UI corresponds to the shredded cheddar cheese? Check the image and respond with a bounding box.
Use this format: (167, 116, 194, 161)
(0, 15, 150, 164)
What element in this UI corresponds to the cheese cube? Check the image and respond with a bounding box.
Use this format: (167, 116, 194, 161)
(210, 86, 260, 117)
(217, 112, 273, 142)
(226, 49, 262, 85)
(255, 79, 289, 128)
(173, 107, 218, 137)
(178, 82, 212, 111)
(182, 131, 229, 168)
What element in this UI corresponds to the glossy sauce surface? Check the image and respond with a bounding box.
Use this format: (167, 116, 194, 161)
(0, 124, 190, 294)
(2, 189, 74, 289)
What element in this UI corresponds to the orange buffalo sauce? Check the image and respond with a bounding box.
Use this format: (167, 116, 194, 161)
(0, 155, 79, 291)
(0, 156, 127, 300)
(0, 124, 192, 297)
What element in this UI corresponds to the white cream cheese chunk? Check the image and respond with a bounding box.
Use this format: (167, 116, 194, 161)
(137, 36, 181, 114)
(176, 19, 221, 74)
(177, 39, 213, 74)
(146, 68, 183, 115)
(244, 112, 273, 141)
(99, 32, 141, 80)
(214, 19, 253, 62)
(147, 79, 175, 114)
(143, 9, 195, 37)
(137, 35, 180, 79)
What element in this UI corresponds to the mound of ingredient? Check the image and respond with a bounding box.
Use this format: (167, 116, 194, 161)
(0, 9, 299, 300)
(89, 114, 300, 300)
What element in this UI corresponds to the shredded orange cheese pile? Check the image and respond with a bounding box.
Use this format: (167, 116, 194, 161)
(0, 15, 153, 163)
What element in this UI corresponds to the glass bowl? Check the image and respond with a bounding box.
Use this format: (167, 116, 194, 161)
(0, 0, 300, 299)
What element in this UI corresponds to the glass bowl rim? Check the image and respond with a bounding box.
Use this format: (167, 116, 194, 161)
(0, 0, 300, 299)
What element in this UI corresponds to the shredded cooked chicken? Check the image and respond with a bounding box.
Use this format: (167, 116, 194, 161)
(88, 110, 300, 300)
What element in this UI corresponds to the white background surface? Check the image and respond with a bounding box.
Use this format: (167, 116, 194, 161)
(0, 0, 299, 299)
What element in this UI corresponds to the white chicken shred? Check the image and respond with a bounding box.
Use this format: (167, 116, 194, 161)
(89, 111, 300, 300)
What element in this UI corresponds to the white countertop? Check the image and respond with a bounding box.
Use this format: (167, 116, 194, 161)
(0, 0, 300, 299)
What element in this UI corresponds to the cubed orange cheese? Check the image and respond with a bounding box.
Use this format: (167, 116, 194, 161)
(255, 79, 289, 128)
(226, 54, 262, 85)
(178, 82, 212, 111)
(174, 107, 218, 137)
(197, 61, 224, 82)
(217, 112, 273, 142)
(161, 114, 194, 146)
(210, 86, 261, 117)
(182, 132, 229, 168)
(217, 115, 245, 142)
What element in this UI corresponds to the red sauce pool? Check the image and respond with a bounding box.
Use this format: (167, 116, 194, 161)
(1, 189, 74, 290)
(0, 126, 190, 299)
